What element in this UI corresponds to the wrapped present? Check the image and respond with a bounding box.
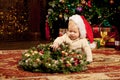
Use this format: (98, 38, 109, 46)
(92, 26, 101, 38)
(92, 26, 111, 38)
(92, 26, 118, 47)
(104, 26, 118, 47)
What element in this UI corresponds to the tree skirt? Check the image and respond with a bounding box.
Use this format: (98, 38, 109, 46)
(0, 48, 120, 80)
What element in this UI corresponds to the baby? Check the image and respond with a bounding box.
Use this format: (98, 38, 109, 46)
(51, 14, 93, 63)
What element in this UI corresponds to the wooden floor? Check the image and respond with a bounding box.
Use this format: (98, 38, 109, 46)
(0, 40, 50, 50)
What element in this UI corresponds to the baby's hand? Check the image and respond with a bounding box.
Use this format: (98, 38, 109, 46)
(50, 43, 59, 51)
(86, 59, 93, 63)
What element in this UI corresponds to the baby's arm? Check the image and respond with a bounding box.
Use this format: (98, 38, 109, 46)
(51, 34, 66, 50)
(82, 39, 93, 62)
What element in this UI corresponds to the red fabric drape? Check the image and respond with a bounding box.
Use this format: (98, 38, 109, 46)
(45, 20, 50, 40)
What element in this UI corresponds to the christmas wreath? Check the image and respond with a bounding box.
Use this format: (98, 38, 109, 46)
(19, 42, 89, 73)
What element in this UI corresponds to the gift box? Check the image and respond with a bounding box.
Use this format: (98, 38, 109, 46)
(92, 26, 111, 38)
(92, 26, 118, 47)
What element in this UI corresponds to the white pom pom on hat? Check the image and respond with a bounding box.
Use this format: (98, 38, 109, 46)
(69, 14, 86, 38)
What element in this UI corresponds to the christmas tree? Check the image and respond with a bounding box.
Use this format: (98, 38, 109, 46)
(47, 0, 120, 39)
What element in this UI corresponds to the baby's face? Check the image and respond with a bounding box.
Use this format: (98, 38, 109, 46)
(67, 20, 80, 40)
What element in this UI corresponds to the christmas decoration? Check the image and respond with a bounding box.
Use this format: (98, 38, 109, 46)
(19, 42, 89, 73)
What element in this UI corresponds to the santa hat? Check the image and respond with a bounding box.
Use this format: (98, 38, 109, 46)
(69, 14, 93, 43)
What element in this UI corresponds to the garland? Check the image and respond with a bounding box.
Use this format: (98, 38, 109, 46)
(19, 43, 89, 73)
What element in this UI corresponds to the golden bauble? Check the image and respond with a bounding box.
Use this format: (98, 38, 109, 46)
(81, 0, 86, 5)
(61, 0, 65, 3)
(59, 14, 63, 18)
(110, 0, 114, 4)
